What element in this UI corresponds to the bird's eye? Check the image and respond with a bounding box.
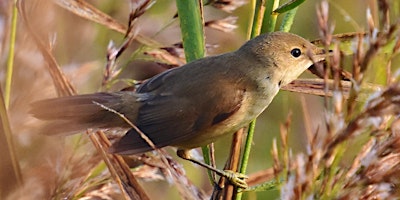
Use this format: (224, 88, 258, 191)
(290, 48, 301, 58)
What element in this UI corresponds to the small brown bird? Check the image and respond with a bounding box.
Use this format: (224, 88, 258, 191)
(31, 32, 327, 188)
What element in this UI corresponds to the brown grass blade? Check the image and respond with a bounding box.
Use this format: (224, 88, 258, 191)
(89, 131, 150, 200)
(53, 0, 161, 47)
(17, 0, 76, 97)
(54, 0, 126, 34)
(0, 87, 22, 198)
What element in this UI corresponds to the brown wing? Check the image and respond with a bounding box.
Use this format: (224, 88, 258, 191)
(109, 63, 246, 155)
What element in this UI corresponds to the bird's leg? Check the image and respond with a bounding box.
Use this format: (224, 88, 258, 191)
(177, 149, 248, 189)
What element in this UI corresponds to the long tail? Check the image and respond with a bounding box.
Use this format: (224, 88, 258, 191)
(30, 92, 142, 135)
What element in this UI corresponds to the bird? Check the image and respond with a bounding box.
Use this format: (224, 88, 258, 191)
(31, 31, 327, 188)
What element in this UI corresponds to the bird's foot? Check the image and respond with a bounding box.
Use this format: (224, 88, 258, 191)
(221, 170, 248, 189)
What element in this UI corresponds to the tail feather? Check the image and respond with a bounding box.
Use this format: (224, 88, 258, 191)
(31, 93, 118, 119)
(35, 120, 104, 135)
(31, 92, 141, 135)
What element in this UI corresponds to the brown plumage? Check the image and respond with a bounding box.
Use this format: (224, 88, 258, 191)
(31, 32, 327, 156)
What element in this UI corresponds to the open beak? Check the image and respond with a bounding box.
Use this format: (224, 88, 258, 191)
(307, 49, 352, 81)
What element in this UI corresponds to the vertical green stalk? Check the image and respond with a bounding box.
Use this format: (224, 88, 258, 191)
(246, 0, 257, 39)
(250, 0, 266, 38)
(262, 0, 280, 33)
(239, 119, 256, 175)
(175, 0, 205, 62)
(175, 0, 211, 182)
(279, 7, 298, 32)
(5, 0, 18, 108)
(237, 0, 300, 199)
(0, 1, 21, 197)
(236, 0, 266, 199)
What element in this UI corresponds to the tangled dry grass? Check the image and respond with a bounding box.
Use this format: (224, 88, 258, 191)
(275, 1, 400, 199)
(1, 0, 400, 200)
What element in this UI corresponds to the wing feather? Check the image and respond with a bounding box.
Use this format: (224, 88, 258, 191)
(110, 61, 247, 154)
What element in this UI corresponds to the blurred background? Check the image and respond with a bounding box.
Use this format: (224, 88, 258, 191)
(0, 0, 398, 199)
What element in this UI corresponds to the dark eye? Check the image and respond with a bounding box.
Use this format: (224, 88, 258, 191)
(290, 48, 301, 58)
